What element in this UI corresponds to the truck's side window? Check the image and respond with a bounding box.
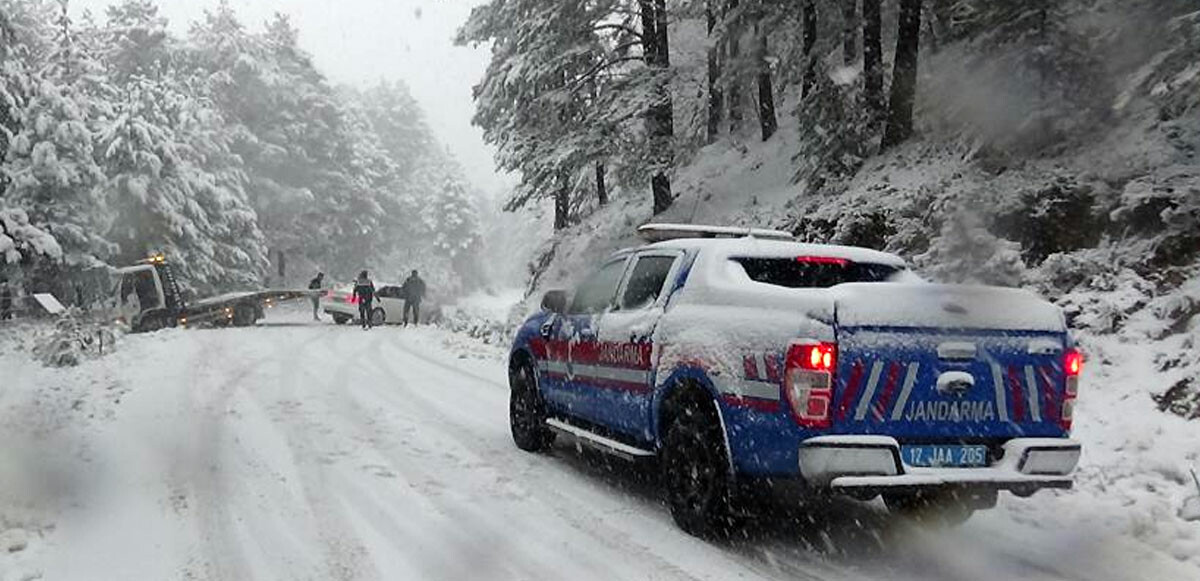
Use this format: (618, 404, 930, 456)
(134, 270, 162, 310)
(569, 259, 627, 315)
(620, 255, 676, 310)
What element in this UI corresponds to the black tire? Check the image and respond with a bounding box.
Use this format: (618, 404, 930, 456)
(661, 399, 734, 537)
(136, 313, 164, 333)
(509, 361, 555, 452)
(884, 490, 977, 526)
(331, 313, 350, 325)
(232, 304, 256, 327)
(370, 307, 386, 327)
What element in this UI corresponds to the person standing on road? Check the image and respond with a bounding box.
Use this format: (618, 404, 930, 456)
(308, 272, 325, 321)
(0, 280, 12, 321)
(400, 269, 426, 326)
(354, 270, 376, 330)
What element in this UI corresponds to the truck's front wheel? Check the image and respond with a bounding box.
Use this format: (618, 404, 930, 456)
(661, 399, 733, 537)
(509, 361, 554, 452)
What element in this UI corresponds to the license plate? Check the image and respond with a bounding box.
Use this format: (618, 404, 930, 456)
(901, 445, 988, 467)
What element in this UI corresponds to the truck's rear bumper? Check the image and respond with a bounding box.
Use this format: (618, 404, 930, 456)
(798, 436, 1080, 496)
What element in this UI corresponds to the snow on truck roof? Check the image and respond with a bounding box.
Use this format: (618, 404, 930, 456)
(636, 223, 906, 265)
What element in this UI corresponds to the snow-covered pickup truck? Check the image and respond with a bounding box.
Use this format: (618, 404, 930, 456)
(508, 224, 1083, 536)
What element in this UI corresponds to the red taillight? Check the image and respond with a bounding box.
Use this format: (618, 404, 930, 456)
(1064, 349, 1083, 377)
(795, 256, 849, 266)
(784, 341, 837, 429)
(348, 294, 358, 304)
(1060, 348, 1083, 431)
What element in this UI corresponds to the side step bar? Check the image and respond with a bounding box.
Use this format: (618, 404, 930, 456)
(545, 418, 655, 461)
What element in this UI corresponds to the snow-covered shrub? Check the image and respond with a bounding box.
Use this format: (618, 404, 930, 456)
(31, 309, 121, 368)
(794, 64, 873, 193)
(914, 211, 1027, 286)
(1111, 171, 1200, 276)
(993, 177, 1105, 265)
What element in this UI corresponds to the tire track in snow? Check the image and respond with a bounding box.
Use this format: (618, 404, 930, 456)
(356, 332, 770, 581)
(169, 325, 339, 581)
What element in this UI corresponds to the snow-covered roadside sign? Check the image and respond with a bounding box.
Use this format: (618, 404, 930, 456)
(32, 293, 65, 315)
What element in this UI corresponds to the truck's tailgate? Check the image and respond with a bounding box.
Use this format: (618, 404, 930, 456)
(830, 283, 1072, 443)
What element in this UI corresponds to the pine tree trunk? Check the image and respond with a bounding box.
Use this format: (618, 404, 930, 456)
(595, 162, 608, 206)
(755, 19, 776, 141)
(801, 0, 817, 99)
(726, 0, 743, 133)
(882, 0, 922, 148)
(553, 178, 569, 230)
(641, 0, 674, 214)
(842, 0, 858, 65)
(862, 0, 883, 120)
(705, 0, 724, 142)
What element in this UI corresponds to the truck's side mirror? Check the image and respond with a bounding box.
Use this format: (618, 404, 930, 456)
(541, 290, 567, 314)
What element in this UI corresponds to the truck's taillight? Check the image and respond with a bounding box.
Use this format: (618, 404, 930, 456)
(1061, 348, 1083, 431)
(784, 341, 837, 429)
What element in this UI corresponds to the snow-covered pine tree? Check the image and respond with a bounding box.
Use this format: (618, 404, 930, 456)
(460, 0, 670, 226)
(3, 0, 113, 272)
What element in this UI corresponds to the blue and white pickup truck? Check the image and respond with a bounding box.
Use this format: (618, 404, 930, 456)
(508, 224, 1082, 535)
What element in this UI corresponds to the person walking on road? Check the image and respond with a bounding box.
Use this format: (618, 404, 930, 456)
(400, 269, 426, 326)
(308, 272, 325, 321)
(354, 270, 376, 330)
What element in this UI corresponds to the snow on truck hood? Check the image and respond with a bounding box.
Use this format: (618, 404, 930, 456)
(830, 282, 1066, 332)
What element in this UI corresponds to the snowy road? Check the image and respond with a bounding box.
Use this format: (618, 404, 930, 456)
(2, 309, 1197, 581)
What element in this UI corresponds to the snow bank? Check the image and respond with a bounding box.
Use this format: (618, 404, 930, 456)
(30, 310, 122, 368)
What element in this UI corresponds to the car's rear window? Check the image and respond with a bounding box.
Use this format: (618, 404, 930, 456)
(733, 257, 904, 288)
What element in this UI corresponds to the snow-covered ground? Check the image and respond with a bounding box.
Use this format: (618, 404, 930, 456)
(1, 305, 1198, 581)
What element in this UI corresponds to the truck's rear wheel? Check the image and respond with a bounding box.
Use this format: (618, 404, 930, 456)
(136, 313, 165, 333)
(232, 304, 256, 327)
(661, 398, 733, 537)
(370, 307, 386, 327)
(509, 360, 555, 452)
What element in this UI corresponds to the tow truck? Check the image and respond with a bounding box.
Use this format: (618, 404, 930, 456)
(113, 253, 319, 332)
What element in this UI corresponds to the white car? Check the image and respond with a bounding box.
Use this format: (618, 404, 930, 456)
(321, 283, 406, 326)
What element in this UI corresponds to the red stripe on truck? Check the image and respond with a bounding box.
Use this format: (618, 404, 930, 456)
(1007, 365, 1026, 422)
(871, 362, 903, 422)
(1038, 365, 1060, 422)
(835, 360, 865, 421)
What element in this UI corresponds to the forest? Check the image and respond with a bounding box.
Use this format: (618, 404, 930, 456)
(0, 0, 485, 301)
(460, 0, 1200, 417)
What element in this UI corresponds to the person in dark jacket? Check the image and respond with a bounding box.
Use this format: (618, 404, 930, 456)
(353, 270, 376, 330)
(0, 280, 12, 321)
(308, 272, 324, 321)
(400, 270, 426, 326)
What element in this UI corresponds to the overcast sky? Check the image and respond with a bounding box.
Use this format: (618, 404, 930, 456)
(73, 0, 509, 195)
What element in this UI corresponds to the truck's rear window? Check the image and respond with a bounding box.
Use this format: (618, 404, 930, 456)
(734, 258, 903, 288)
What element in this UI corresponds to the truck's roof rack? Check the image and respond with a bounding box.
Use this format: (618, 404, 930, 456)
(637, 223, 795, 243)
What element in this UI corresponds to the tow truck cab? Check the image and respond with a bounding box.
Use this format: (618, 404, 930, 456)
(113, 254, 189, 332)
